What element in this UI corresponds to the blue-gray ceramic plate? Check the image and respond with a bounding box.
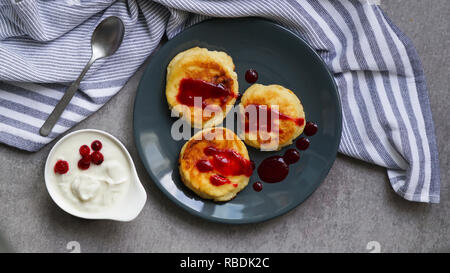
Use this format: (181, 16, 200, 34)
(133, 18, 341, 224)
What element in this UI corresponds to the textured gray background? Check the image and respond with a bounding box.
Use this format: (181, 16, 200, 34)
(0, 0, 448, 253)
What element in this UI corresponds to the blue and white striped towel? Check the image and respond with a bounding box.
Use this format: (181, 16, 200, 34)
(0, 0, 440, 203)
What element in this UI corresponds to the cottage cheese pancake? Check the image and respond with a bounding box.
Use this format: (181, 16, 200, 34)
(179, 127, 253, 202)
(166, 47, 239, 128)
(239, 84, 305, 150)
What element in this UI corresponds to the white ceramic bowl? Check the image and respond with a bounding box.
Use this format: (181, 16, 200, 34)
(44, 129, 147, 221)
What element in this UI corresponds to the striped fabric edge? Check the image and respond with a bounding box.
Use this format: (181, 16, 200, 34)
(378, 8, 440, 203)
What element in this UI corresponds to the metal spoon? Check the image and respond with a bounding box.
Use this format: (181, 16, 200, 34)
(39, 16, 125, 137)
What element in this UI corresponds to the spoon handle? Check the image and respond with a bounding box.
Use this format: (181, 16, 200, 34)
(39, 58, 95, 137)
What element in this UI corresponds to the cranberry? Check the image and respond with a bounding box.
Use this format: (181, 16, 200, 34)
(236, 93, 242, 100)
(77, 159, 90, 170)
(54, 160, 69, 174)
(79, 145, 90, 157)
(91, 140, 102, 151)
(91, 151, 104, 165)
(80, 154, 91, 164)
(245, 69, 258, 84)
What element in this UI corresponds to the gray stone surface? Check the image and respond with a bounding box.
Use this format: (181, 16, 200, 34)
(0, 0, 448, 253)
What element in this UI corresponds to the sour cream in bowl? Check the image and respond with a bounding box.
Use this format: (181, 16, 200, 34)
(45, 129, 146, 221)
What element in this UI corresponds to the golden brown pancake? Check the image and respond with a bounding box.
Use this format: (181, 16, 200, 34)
(166, 47, 239, 128)
(179, 127, 252, 202)
(239, 84, 305, 150)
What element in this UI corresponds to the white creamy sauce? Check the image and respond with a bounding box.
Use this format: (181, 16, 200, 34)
(47, 132, 131, 213)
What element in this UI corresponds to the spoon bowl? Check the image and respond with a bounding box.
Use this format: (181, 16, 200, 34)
(91, 16, 125, 59)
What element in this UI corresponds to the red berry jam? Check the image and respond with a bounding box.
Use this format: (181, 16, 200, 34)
(54, 160, 69, 174)
(296, 137, 310, 150)
(245, 69, 258, 84)
(91, 151, 104, 165)
(196, 146, 253, 187)
(254, 121, 318, 185)
(210, 174, 237, 187)
(196, 160, 214, 172)
(304, 122, 318, 136)
(253, 181, 263, 192)
(283, 149, 300, 164)
(244, 104, 304, 133)
(79, 145, 90, 157)
(202, 146, 253, 177)
(257, 156, 289, 183)
(91, 140, 102, 151)
(176, 78, 235, 109)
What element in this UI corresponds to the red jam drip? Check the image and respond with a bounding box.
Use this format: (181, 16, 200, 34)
(195, 146, 253, 187)
(176, 78, 234, 109)
(283, 149, 300, 164)
(244, 104, 304, 133)
(202, 146, 253, 177)
(296, 137, 310, 150)
(210, 174, 238, 187)
(196, 160, 213, 172)
(255, 120, 317, 185)
(257, 156, 289, 183)
(304, 121, 318, 136)
(245, 69, 258, 83)
(257, 149, 301, 183)
(253, 181, 263, 192)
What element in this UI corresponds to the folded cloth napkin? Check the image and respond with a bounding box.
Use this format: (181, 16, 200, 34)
(0, 0, 440, 203)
